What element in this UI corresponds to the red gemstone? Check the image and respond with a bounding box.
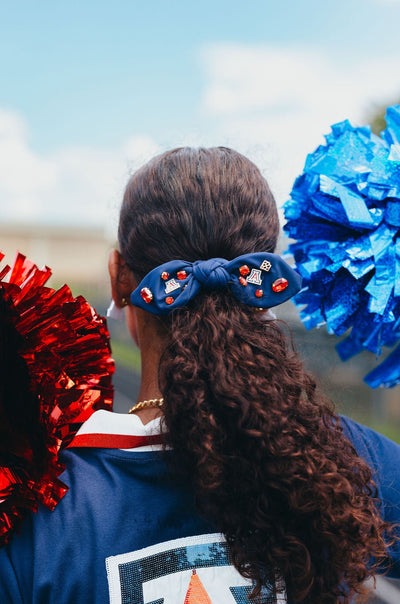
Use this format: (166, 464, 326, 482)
(255, 289, 263, 298)
(161, 271, 169, 280)
(239, 265, 250, 276)
(272, 278, 288, 293)
(165, 296, 174, 305)
(239, 276, 248, 286)
(177, 270, 187, 280)
(140, 287, 153, 303)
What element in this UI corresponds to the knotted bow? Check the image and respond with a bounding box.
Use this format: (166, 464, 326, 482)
(192, 259, 230, 288)
(130, 252, 302, 315)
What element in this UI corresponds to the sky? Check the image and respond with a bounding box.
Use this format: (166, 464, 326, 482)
(1, 0, 400, 234)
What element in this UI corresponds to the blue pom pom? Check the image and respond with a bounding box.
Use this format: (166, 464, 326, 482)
(284, 105, 400, 388)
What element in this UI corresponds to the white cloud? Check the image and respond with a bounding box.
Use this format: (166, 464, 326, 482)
(200, 43, 400, 209)
(202, 45, 400, 124)
(0, 108, 160, 231)
(0, 109, 58, 196)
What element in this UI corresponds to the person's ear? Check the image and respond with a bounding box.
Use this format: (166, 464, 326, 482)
(108, 249, 136, 308)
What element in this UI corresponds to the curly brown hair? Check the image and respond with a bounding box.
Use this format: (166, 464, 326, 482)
(119, 147, 390, 602)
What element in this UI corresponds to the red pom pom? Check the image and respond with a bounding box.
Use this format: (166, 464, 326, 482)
(0, 252, 114, 546)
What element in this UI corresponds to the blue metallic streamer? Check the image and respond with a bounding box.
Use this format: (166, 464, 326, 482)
(284, 105, 400, 388)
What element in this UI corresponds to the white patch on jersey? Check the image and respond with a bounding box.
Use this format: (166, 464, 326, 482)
(106, 533, 286, 604)
(144, 566, 248, 602)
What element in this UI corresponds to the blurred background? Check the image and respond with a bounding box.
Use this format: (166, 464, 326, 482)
(1, 0, 399, 437)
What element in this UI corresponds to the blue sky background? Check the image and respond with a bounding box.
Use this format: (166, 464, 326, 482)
(1, 0, 400, 230)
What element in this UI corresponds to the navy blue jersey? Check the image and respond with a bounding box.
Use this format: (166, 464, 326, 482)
(0, 411, 399, 603)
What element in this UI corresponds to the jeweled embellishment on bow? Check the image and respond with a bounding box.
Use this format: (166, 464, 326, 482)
(260, 260, 272, 272)
(140, 287, 153, 303)
(165, 279, 180, 294)
(246, 268, 262, 285)
(272, 278, 288, 293)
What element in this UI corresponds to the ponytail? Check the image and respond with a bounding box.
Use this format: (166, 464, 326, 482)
(159, 291, 389, 602)
(119, 146, 391, 602)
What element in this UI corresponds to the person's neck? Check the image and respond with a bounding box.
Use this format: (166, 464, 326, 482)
(131, 331, 164, 425)
(133, 377, 163, 425)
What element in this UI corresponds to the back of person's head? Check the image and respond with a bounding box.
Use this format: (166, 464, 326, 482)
(119, 146, 279, 276)
(119, 147, 389, 603)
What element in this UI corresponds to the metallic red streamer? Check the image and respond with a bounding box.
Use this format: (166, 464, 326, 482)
(0, 252, 114, 546)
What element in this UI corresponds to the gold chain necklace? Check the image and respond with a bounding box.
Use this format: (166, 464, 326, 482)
(128, 398, 164, 414)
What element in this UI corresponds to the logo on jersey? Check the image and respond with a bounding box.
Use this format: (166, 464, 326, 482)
(106, 533, 285, 604)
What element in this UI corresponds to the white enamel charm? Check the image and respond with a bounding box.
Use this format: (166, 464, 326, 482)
(165, 279, 181, 294)
(246, 268, 262, 285)
(260, 260, 272, 272)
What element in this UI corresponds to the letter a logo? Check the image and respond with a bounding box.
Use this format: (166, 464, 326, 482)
(165, 279, 181, 294)
(246, 269, 262, 285)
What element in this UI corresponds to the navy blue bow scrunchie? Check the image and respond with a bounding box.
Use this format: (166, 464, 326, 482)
(130, 252, 302, 315)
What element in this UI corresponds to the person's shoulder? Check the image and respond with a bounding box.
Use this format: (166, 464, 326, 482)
(339, 415, 400, 484)
(340, 415, 399, 452)
(0, 505, 38, 603)
(0, 547, 24, 603)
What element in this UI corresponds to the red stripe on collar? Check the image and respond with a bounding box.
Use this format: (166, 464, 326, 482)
(66, 433, 164, 449)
